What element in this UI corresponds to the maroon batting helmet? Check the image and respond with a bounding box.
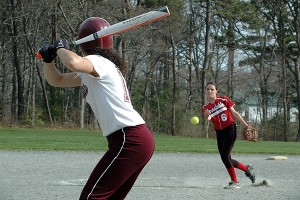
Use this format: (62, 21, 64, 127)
(77, 17, 113, 51)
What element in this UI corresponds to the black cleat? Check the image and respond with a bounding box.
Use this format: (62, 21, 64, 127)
(245, 164, 255, 183)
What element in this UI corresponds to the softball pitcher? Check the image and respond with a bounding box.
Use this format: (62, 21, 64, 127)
(38, 17, 155, 199)
(202, 82, 255, 189)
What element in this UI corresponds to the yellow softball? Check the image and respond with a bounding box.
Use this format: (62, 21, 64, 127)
(191, 116, 199, 125)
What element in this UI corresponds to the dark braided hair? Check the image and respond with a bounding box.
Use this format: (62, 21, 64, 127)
(83, 48, 127, 76)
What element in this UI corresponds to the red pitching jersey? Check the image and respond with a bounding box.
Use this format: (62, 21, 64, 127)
(202, 96, 235, 130)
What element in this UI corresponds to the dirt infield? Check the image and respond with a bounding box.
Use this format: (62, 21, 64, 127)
(1, 151, 300, 200)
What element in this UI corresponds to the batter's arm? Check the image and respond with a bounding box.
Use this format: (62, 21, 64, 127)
(44, 61, 81, 87)
(57, 48, 99, 77)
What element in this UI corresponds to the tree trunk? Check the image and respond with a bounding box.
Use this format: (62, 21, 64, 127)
(296, 57, 300, 141)
(80, 98, 85, 129)
(11, 0, 25, 123)
(202, 0, 211, 138)
(35, 61, 53, 124)
(184, 42, 192, 113)
(283, 58, 288, 141)
(170, 35, 176, 136)
(226, 20, 234, 99)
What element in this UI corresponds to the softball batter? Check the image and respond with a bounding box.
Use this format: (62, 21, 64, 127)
(202, 82, 255, 189)
(38, 17, 155, 199)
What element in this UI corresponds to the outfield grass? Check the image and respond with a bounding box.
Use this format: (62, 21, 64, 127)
(1, 127, 300, 155)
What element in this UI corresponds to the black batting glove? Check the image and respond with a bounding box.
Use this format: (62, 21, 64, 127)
(54, 39, 70, 51)
(38, 45, 57, 63)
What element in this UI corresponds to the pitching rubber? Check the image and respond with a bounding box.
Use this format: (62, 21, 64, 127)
(266, 156, 288, 160)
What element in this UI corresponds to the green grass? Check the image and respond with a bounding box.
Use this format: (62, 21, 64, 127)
(1, 127, 300, 155)
(0, 128, 107, 151)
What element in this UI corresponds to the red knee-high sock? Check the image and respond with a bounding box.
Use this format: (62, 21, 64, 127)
(227, 166, 238, 182)
(236, 162, 248, 172)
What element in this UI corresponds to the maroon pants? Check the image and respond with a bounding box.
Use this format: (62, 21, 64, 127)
(79, 124, 155, 200)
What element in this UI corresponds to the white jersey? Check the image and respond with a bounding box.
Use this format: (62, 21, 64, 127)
(79, 55, 145, 136)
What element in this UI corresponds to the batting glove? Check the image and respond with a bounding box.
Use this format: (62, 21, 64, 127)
(38, 45, 57, 63)
(54, 39, 70, 51)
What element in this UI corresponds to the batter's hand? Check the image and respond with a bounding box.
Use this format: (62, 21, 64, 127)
(38, 45, 57, 63)
(54, 39, 70, 51)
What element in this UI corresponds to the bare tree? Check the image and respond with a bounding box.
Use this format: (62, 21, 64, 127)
(10, 0, 25, 123)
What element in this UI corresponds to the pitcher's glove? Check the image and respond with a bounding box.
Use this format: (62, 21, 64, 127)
(243, 126, 258, 142)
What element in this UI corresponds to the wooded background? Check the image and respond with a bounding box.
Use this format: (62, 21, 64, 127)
(1, 0, 300, 141)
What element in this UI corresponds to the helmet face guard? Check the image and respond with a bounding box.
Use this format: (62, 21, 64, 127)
(77, 17, 113, 51)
